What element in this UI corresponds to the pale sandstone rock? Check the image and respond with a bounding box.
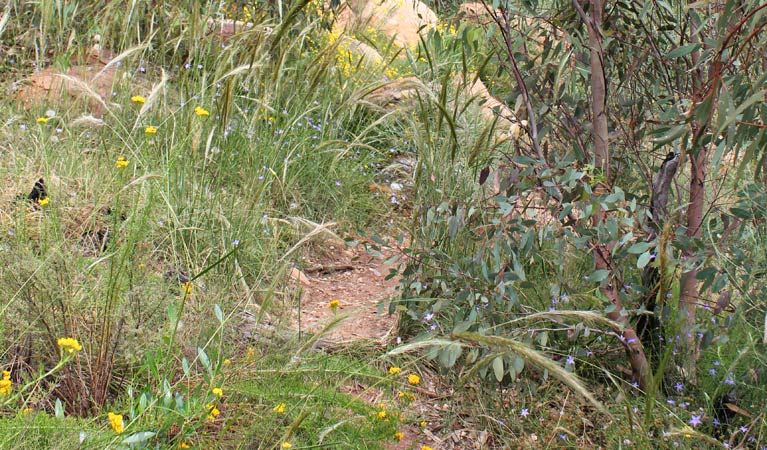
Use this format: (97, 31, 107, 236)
(334, 0, 438, 48)
(365, 76, 422, 109)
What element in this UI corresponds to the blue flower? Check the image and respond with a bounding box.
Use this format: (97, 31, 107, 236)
(689, 414, 702, 428)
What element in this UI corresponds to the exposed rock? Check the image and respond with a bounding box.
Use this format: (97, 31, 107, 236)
(456, 2, 495, 25)
(206, 17, 254, 39)
(456, 75, 518, 131)
(289, 267, 312, 286)
(338, 36, 383, 68)
(364, 76, 422, 109)
(15, 47, 119, 117)
(333, 0, 438, 48)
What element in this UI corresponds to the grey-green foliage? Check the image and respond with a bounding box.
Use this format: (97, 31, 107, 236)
(393, 0, 767, 416)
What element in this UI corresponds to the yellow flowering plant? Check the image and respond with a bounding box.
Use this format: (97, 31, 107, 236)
(57, 337, 83, 354)
(145, 126, 157, 135)
(194, 106, 210, 117)
(206, 403, 220, 421)
(0, 370, 12, 397)
(131, 95, 146, 104)
(108, 412, 124, 434)
(116, 156, 129, 169)
(181, 281, 193, 297)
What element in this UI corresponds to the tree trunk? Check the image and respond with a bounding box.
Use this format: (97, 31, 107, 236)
(677, 2, 715, 383)
(580, 0, 650, 387)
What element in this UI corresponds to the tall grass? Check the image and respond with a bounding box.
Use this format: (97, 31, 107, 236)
(0, 0, 418, 447)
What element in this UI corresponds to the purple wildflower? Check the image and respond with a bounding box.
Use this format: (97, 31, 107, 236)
(689, 414, 702, 428)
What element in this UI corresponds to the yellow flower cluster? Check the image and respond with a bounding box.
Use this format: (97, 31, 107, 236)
(179, 442, 191, 449)
(223, 3, 253, 22)
(145, 126, 157, 135)
(273, 402, 286, 414)
(108, 412, 124, 434)
(181, 281, 194, 297)
(116, 156, 129, 169)
(36, 117, 49, 124)
(212, 387, 223, 397)
(0, 370, 12, 397)
(408, 374, 420, 385)
(131, 95, 146, 104)
(435, 21, 458, 36)
(394, 431, 404, 441)
(375, 403, 390, 420)
(281, 443, 292, 449)
(57, 337, 82, 354)
(328, 299, 340, 310)
(388, 366, 401, 375)
(194, 106, 210, 117)
(206, 403, 220, 421)
(38, 197, 50, 206)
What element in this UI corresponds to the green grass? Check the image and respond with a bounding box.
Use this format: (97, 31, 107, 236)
(1, 1, 766, 449)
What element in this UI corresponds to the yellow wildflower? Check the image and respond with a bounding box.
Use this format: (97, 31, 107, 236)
(37, 197, 50, 206)
(131, 95, 146, 104)
(22, 408, 34, 415)
(0, 370, 12, 397)
(57, 337, 82, 353)
(273, 402, 286, 414)
(179, 442, 191, 449)
(421, 446, 433, 450)
(377, 409, 387, 419)
(116, 156, 129, 169)
(420, 421, 427, 428)
(36, 117, 49, 124)
(388, 366, 401, 375)
(194, 106, 210, 117)
(408, 374, 420, 385)
(180, 281, 193, 297)
(145, 126, 157, 135)
(394, 431, 404, 441)
(107, 412, 124, 434)
(281, 443, 292, 449)
(328, 299, 340, 310)
(212, 387, 223, 397)
(223, 358, 231, 365)
(246, 347, 255, 359)
(206, 403, 220, 421)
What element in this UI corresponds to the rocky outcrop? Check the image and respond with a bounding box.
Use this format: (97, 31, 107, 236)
(365, 76, 422, 109)
(333, 0, 438, 48)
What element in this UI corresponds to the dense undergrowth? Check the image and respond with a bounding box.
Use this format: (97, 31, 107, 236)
(0, 0, 766, 449)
